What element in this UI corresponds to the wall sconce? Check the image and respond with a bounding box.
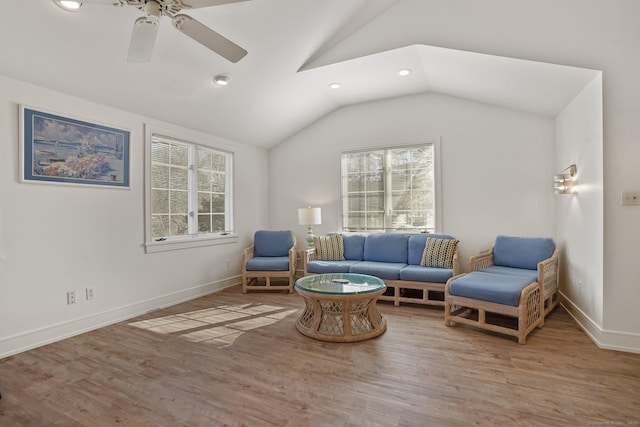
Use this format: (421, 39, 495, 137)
(298, 206, 322, 248)
(554, 164, 577, 194)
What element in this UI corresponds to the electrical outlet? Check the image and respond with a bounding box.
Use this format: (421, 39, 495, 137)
(86, 287, 96, 301)
(621, 191, 640, 206)
(67, 291, 76, 305)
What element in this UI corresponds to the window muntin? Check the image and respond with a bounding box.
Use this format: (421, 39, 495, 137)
(342, 144, 435, 232)
(149, 134, 233, 243)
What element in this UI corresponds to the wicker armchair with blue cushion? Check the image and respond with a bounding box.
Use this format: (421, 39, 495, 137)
(444, 236, 558, 344)
(242, 230, 297, 293)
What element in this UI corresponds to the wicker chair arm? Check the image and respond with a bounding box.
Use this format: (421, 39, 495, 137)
(470, 248, 494, 271)
(242, 245, 254, 261)
(289, 239, 298, 271)
(538, 248, 559, 289)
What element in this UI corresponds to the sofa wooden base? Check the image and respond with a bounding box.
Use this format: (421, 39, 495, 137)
(444, 277, 544, 344)
(379, 279, 445, 307)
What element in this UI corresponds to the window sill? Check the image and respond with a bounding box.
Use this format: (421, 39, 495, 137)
(145, 233, 239, 253)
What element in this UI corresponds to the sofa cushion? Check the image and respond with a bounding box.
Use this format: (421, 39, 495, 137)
(363, 234, 409, 263)
(448, 271, 535, 307)
(478, 266, 538, 282)
(313, 234, 345, 261)
(306, 260, 361, 274)
(399, 265, 454, 283)
(421, 237, 459, 268)
(246, 256, 290, 271)
(493, 235, 554, 270)
(349, 261, 406, 280)
(253, 230, 294, 257)
(341, 234, 366, 261)
(408, 234, 455, 265)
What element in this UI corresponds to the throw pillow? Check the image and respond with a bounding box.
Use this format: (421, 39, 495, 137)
(313, 235, 345, 261)
(420, 237, 459, 268)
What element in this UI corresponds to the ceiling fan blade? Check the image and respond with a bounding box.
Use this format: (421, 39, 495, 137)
(180, 0, 250, 9)
(172, 14, 247, 63)
(127, 16, 160, 63)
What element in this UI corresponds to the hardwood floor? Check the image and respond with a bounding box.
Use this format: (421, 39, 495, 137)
(1, 285, 639, 426)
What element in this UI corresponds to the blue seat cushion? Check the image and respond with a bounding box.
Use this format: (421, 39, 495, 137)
(448, 272, 535, 307)
(478, 266, 538, 282)
(246, 256, 290, 271)
(253, 230, 294, 257)
(493, 236, 554, 270)
(363, 234, 409, 263)
(399, 265, 454, 283)
(306, 260, 361, 274)
(407, 234, 456, 265)
(349, 261, 406, 280)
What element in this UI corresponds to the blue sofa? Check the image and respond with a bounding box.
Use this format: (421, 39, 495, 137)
(444, 235, 558, 344)
(302, 233, 460, 307)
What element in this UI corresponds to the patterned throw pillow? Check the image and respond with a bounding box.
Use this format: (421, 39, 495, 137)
(420, 237, 459, 268)
(313, 235, 345, 261)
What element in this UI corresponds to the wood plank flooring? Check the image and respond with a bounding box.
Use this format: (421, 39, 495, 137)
(1, 284, 639, 426)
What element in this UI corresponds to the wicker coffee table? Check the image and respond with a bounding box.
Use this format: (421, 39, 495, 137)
(294, 273, 387, 342)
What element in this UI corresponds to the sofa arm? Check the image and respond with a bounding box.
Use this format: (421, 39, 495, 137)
(301, 248, 317, 275)
(470, 248, 494, 271)
(452, 251, 461, 276)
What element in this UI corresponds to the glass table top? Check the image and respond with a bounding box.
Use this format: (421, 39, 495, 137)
(295, 273, 386, 295)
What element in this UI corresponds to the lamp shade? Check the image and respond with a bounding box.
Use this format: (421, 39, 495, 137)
(298, 207, 321, 225)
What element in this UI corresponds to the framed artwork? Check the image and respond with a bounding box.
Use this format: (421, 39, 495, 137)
(20, 106, 130, 188)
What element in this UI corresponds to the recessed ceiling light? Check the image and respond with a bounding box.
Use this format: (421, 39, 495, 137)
(398, 69, 412, 76)
(213, 74, 231, 86)
(329, 83, 341, 89)
(53, 0, 83, 11)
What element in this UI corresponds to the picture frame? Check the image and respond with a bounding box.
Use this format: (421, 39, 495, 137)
(20, 105, 130, 188)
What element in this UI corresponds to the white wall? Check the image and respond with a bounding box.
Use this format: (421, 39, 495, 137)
(269, 92, 556, 271)
(0, 75, 269, 357)
(555, 75, 604, 328)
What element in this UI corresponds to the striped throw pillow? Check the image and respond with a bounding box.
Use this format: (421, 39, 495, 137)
(420, 237, 458, 268)
(313, 235, 345, 261)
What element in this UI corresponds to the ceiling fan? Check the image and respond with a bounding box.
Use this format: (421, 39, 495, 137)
(81, 0, 250, 63)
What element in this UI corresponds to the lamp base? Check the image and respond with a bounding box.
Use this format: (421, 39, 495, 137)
(306, 225, 314, 249)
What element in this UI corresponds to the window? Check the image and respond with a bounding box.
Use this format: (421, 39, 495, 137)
(145, 132, 235, 252)
(341, 143, 438, 232)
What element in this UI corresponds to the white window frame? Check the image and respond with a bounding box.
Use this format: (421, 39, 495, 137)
(144, 126, 237, 253)
(341, 140, 442, 233)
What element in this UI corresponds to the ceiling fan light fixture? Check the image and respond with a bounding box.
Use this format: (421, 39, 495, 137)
(53, 0, 83, 11)
(213, 74, 231, 86)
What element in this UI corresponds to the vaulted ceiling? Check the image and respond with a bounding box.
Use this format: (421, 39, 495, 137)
(0, 0, 599, 148)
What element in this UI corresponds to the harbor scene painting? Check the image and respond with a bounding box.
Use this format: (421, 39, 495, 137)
(22, 107, 130, 187)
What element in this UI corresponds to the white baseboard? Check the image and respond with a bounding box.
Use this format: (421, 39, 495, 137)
(0, 276, 242, 359)
(559, 292, 640, 354)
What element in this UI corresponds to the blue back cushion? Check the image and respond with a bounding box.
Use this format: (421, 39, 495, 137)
(253, 230, 294, 257)
(363, 234, 409, 263)
(342, 234, 366, 261)
(407, 234, 455, 265)
(493, 235, 554, 270)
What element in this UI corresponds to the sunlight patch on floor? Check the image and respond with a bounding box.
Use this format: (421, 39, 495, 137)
(128, 304, 298, 348)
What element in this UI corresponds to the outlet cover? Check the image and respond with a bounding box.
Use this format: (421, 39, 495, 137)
(621, 191, 640, 206)
(86, 288, 96, 301)
(67, 291, 76, 305)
